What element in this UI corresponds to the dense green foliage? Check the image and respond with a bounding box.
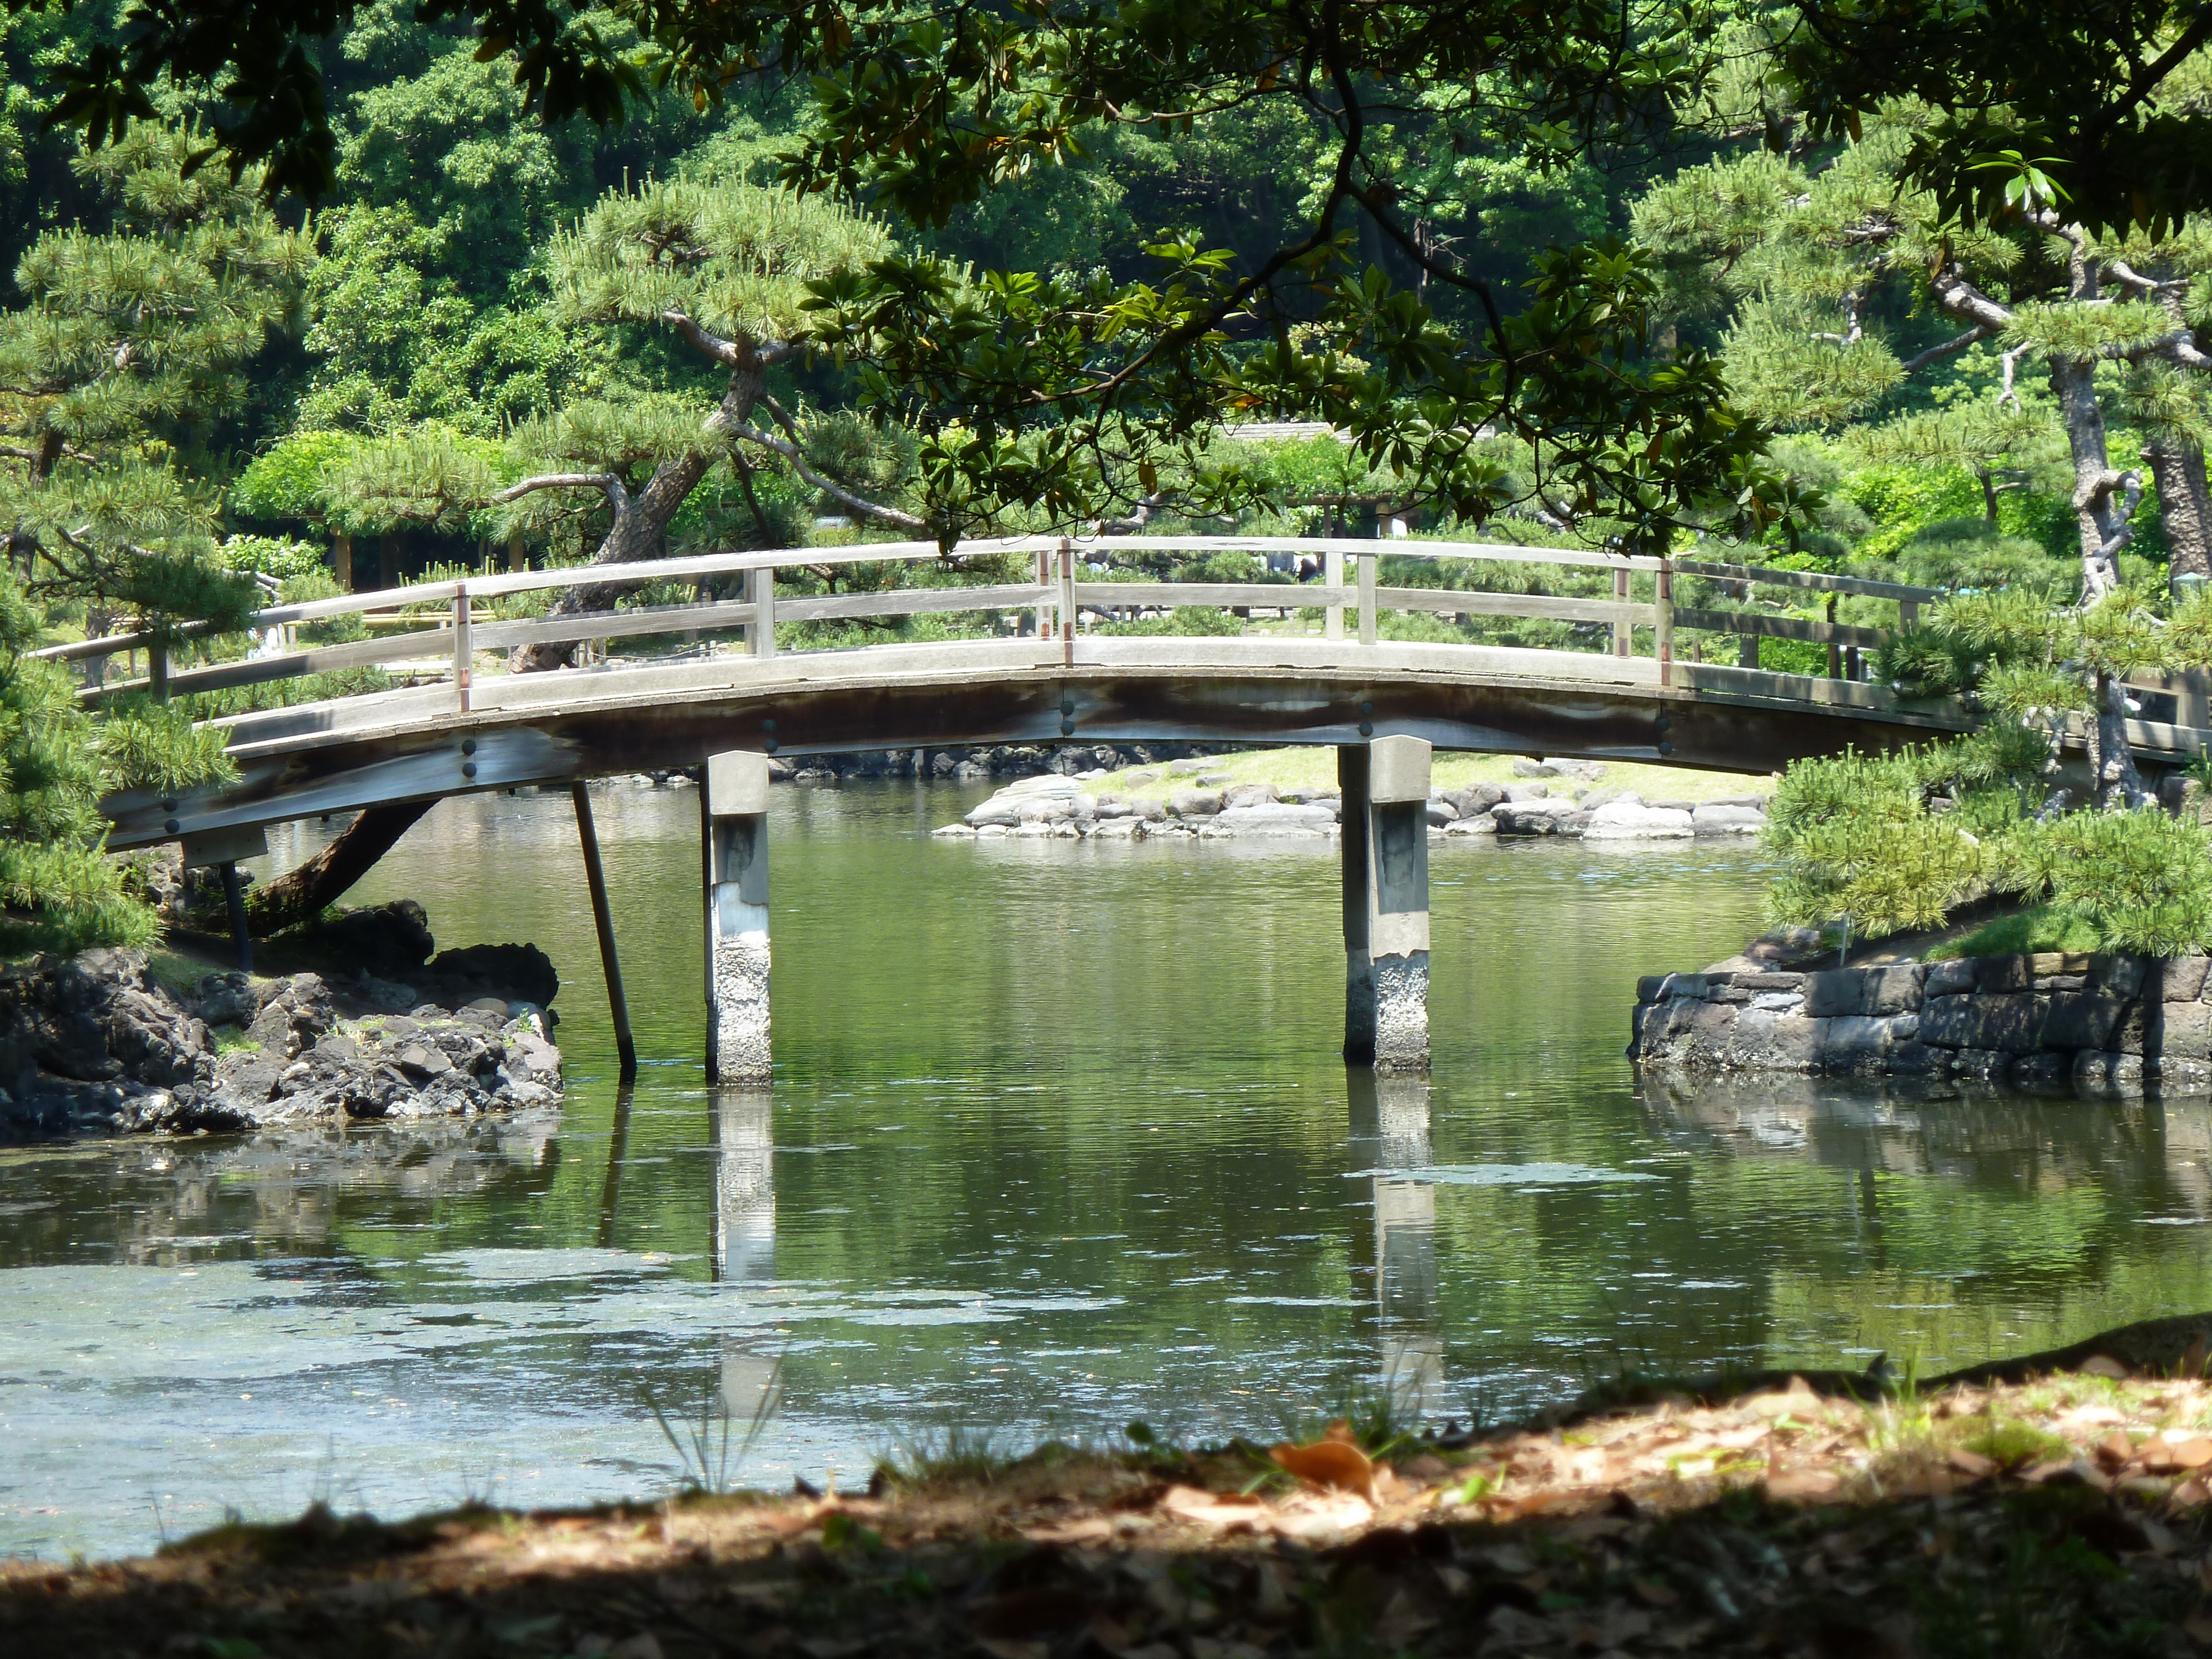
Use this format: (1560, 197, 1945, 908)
(0, 5, 2206, 951)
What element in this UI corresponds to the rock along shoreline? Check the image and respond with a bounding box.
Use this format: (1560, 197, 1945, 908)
(933, 755, 1771, 842)
(1632, 945, 2212, 1091)
(0, 901, 564, 1144)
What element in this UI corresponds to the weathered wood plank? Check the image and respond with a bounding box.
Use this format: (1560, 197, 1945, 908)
(1673, 560, 1940, 603)
(1376, 588, 1655, 627)
(1673, 606, 1889, 651)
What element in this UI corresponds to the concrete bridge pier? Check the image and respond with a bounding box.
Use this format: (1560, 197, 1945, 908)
(704, 750, 773, 1083)
(1339, 735, 1432, 1071)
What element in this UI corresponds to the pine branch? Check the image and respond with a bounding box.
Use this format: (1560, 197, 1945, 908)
(1898, 325, 1996, 374)
(731, 409, 928, 532)
(494, 472, 632, 514)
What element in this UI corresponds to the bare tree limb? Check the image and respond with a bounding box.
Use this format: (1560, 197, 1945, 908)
(729, 421, 929, 531)
(1898, 324, 1996, 374)
(494, 472, 632, 514)
(1929, 262, 2015, 332)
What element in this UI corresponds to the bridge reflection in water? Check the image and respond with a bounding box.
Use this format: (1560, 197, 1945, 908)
(696, 1072, 1451, 1429)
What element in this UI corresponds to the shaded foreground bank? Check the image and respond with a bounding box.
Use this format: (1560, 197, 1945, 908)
(18, 1326, 2212, 1657)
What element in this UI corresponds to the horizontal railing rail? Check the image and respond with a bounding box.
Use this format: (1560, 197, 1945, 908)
(36, 533, 1961, 718)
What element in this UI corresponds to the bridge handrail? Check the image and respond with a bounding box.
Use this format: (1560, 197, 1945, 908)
(39, 533, 1945, 713)
(30, 534, 1840, 670)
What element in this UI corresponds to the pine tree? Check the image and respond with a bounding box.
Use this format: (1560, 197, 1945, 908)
(0, 124, 309, 948)
(334, 176, 927, 671)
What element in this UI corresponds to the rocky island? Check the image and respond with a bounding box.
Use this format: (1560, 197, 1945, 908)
(930, 750, 1775, 842)
(0, 900, 564, 1143)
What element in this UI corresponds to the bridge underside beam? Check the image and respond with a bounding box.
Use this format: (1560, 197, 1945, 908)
(101, 661, 1995, 851)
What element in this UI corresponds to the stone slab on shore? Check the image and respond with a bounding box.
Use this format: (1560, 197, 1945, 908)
(1633, 947, 2212, 1088)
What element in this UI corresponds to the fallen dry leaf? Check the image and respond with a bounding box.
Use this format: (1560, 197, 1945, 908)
(1269, 1437, 1377, 1501)
(1947, 1448, 1999, 1479)
(2081, 1354, 2132, 1380)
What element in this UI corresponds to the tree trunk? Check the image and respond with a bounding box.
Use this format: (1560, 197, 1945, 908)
(2148, 439, 2212, 591)
(2051, 357, 2136, 602)
(511, 363, 763, 674)
(1979, 469, 2000, 522)
(244, 801, 434, 936)
(2088, 669, 2150, 808)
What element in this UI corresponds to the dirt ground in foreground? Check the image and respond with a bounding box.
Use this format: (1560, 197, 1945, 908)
(20, 1333, 2212, 1659)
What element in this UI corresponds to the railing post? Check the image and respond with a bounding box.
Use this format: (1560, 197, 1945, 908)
(1654, 558, 1674, 689)
(749, 564, 776, 659)
(452, 583, 472, 713)
(1058, 536, 1076, 667)
(1901, 597, 1920, 632)
(1034, 544, 1052, 641)
(1325, 543, 1345, 642)
(149, 642, 169, 703)
(1612, 567, 1631, 657)
(1357, 549, 1378, 646)
(332, 532, 353, 592)
(1825, 592, 1842, 679)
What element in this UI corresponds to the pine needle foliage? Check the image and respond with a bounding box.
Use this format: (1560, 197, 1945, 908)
(0, 124, 305, 954)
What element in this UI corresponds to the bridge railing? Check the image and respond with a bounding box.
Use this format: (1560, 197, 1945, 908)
(34, 534, 1946, 714)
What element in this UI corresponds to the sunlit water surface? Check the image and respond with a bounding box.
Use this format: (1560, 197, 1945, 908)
(8, 779, 2212, 1560)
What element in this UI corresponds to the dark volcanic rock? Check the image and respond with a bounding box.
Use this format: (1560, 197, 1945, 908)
(425, 942, 559, 1011)
(0, 928, 564, 1144)
(291, 900, 437, 978)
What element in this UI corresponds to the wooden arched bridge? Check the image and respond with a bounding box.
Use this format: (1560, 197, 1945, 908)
(41, 535, 2211, 1082)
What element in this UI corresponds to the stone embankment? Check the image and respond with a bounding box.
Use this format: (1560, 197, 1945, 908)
(934, 756, 1771, 842)
(1632, 947, 2212, 1088)
(0, 902, 563, 1143)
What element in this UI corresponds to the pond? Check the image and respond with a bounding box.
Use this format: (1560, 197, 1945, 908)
(6, 779, 2212, 1561)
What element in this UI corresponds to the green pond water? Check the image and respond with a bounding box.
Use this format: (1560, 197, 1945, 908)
(7, 778, 2212, 1562)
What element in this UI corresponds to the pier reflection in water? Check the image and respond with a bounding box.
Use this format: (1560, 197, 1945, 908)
(17, 781, 2212, 1561)
(1348, 1071, 1444, 1420)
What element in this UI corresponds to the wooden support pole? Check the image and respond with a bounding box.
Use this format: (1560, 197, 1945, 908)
(1825, 593, 1842, 679)
(1654, 560, 1674, 689)
(332, 532, 353, 592)
(571, 782, 638, 1080)
(149, 642, 169, 703)
(1613, 567, 1631, 657)
(1325, 543, 1345, 641)
(703, 751, 772, 1084)
(1340, 737, 1430, 1071)
(1357, 550, 1379, 646)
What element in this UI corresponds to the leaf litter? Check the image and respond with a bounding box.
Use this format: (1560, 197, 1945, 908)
(23, 1328, 2212, 1656)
